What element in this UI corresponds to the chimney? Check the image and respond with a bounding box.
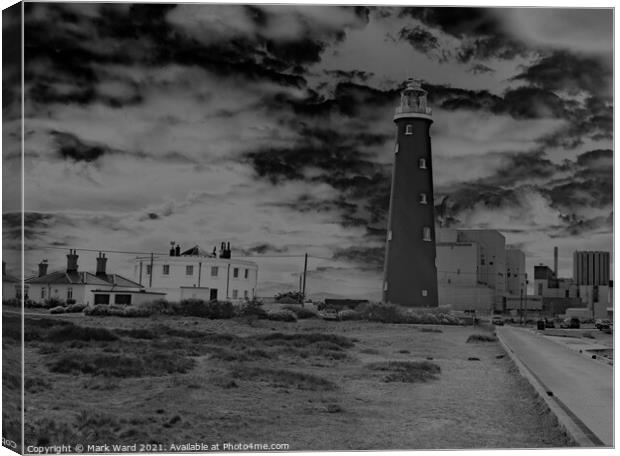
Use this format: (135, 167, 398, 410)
(66, 249, 79, 273)
(96, 252, 108, 276)
(553, 246, 558, 278)
(175, 244, 181, 257)
(38, 259, 48, 277)
(170, 242, 176, 257)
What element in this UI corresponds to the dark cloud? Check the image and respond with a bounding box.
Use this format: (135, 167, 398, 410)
(398, 26, 439, 54)
(52, 131, 114, 163)
(242, 244, 289, 255)
(495, 87, 569, 119)
(399, 7, 527, 62)
(468, 63, 495, 74)
(332, 246, 385, 270)
(512, 51, 611, 96)
(3, 212, 56, 241)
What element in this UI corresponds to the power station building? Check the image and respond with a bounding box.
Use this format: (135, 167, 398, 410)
(383, 79, 438, 307)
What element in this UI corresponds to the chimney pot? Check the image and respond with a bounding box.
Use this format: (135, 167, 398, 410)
(66, 250, 79, 273)
(96, 252, 108, 276)
(38, 259, 49, 277)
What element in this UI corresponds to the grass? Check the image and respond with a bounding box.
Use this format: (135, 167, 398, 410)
(366, 360, 441, 383)
(229, 366, 337, 391)
(420, 327, 443, 333)
(258, 332, 355, 349)
(48, 351, 195, 377)
(47, 325, 118, 342)
(466, 334, 498, 343)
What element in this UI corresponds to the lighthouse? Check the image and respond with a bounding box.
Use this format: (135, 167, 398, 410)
(382, 79, 438, 307)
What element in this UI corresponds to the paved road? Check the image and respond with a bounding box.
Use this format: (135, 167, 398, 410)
(498, 325, 613, 446)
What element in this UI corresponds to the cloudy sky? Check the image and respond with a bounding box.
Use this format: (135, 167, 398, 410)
(2, 3, 613, 299)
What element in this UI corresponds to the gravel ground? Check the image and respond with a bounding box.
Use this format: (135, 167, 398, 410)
(19, 312, 574, 450)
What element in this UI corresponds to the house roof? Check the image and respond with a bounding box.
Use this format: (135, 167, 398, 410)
(181, 245, 213, 257)
(26, 270, 142, 288)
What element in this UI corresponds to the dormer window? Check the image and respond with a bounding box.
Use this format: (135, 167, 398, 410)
(419, 193, 427, 204)
(405, 124, 413, 135)
(419, 158, 427, 169)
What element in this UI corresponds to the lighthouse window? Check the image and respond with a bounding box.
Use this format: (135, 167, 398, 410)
(419, 158, 427, 169)
(394, 142, 399, 153)
(387, 230, 392, 241)
(419, 193, 427, 204)
(422, 289, 428, 297)
(383, 281, 388, 291)
(405, 124, 413, 135)
(422, 227, 432, 241)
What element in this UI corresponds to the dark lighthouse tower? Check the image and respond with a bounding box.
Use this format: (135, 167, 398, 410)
(383, 79, 438, 307)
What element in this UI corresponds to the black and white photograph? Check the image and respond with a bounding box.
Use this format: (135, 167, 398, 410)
(1, 2, 614, 453)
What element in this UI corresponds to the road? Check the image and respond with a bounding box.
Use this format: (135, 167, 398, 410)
(497, 325, 613, 447)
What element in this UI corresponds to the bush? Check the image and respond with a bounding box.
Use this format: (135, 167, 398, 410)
(235, 299, 268, 319)
(283, 305, 317, 319)
(48, 351, 195, 377)
(3, 298, 20, 307)
(46, 325, 118, 343)
(44, 297, 65, 308)
(367, 360, 441, 383)
(65, 303, 87, 313)
(466, 334, 497, 343)
(176, 299, 235, 319)
(266, 310, 298, 322)
(275, 291, 303, 304)
(338, 309, 362, 321)
(49, 306, 66, 314)
(65, 298, 76, 305)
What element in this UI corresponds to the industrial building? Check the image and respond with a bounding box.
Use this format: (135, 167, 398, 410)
(135, 242, 258, 302)
(573, 251, 611, 286)
(25, 250, 144, 305)
(383, 79, 438, 307)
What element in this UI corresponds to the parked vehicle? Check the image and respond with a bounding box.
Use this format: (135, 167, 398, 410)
(560, 317, 580, 329)
(491, 316, 504, 326)
(595, 319, 612, 331)
(319, 308, 339, 321)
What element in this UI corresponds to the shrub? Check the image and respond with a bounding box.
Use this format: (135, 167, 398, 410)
(44, 297, 65, 308)
(283, 305, 317, 319)
(65, 303, 87, 313)
(229, 366, 336, 391)
(356, 303, 409, 323)
(49, 306, 66, 314)
(176, 299, 235, 319)
(367, 360, 441, 383)
(46, 325, 118, 343)
(275, 291, 303, 304)
(266, 310, 298, 322)
(466, 334, 497, 343)
(258, 332, 354, 349)
(338, 309, 362, 321)
(235, 299, 268, 319)
(3, 298, 20, 307)
(65, 298, 76, 305)
(48, 351, 195, 377)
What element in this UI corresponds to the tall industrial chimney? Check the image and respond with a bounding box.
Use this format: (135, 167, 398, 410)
(553, 246, 558, 278)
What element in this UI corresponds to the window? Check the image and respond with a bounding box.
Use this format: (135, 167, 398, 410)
(565, 290, 569, 298)
(163, 265, 170, 275)
(538, 283, 543, 295)
(419, 158, 427, 169)
(244, 290, 249, 299)
(422, 226, 432, 241)
(233, 267, 239, 278)
(67, 287, 73, 299)
(405, 124, 413, 135)
(41, 288, 46, 299)
(232, 289, 238, 299)
(387, 230, 392, 241)
(94, 294, 110, 305)
(383, 281, 388, 291)
(419, 193, 427, 204)
(394, 142, 399, 153)
(146, 265, 151, 275)
(422, 289, 428, 297)
(211, 266, 218, 277)
(244, 269, 249, 279)
(186, 265, 194, 276)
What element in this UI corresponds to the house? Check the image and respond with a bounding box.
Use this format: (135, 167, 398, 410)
(134, 242, 258, 302)
(26, 250, 143, 305)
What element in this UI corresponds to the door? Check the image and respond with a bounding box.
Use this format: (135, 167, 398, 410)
(210, 288, 218, 301)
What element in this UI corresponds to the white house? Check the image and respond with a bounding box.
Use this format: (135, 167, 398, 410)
(134, 242, 258, 302)
(26, 251, 143, 305)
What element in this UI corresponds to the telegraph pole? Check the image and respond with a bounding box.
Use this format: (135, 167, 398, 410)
(302, 253, 308, 304)
(149, 253, 154, 288)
